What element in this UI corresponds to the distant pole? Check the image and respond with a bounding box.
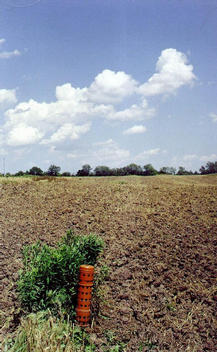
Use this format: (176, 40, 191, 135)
(3, 157, 5, 176)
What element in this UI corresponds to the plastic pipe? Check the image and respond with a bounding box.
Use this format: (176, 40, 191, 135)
(76, 265, 94, 326)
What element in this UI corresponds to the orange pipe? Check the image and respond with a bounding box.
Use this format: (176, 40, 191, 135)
(76, 265, 94, 326)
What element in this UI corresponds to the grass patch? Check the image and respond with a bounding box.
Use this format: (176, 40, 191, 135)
(4, 311, 96, 352)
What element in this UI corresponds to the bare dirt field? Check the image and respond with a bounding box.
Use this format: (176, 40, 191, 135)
(0, 175, 217, 351)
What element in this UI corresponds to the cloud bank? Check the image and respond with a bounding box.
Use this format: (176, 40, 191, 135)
(1, 48, 195, 149)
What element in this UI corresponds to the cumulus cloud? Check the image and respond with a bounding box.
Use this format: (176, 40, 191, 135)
(139, 48, 196, 96)
(210, 113, 217, 123)
(87, 69, 138, 104)
(107, 99, 155, 121)
(7, 124, 43, 146)
(1, 48, 196, 151)
(41, 123, 90, 144)
(123, 125, 147, 135)
(55, 83, 87, 102)
(0, 89, 17, 106)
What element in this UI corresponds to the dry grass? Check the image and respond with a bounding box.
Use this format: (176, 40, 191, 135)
(4, 311, 95, 352)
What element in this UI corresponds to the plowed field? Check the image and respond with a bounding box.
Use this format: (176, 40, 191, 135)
(0, 175, 217, 351)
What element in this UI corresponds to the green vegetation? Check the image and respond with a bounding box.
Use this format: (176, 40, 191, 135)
(4, 230, 104, 351)
(17, 230, 104, 316)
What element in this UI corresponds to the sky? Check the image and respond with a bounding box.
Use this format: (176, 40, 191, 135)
(0, 0, 217, 174)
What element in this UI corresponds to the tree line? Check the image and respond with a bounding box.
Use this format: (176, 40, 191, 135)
(2, 160, 217, 177)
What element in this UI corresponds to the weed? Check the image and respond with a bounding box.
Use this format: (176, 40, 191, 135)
(102, 331, 127, 352)
(17, 230, 104, 317)
(139, 340, 158, 351)
(109, 343, 127, 352)
(104, 330, 116, 343)
(94, 264, 110, 287)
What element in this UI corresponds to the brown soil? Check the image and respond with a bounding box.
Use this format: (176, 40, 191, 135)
(0, 175, 217, 351)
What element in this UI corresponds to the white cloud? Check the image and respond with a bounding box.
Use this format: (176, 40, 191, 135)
(67, 152, 78, 159)
(7, 124, 43, 146)
(93, 138, 114, 147)
(142, 148, 161, 156)
(107, 99, 155, 121)
(210, 113, 217, 123)
(135, 148, 162, 161)
(0, 38, 6, 46)
(67, 139, 130, 167)
(92, 139, 130, 164)
(0, 38, 21, 59)
(0, 49, 21, 59)
(87, 69, 138, 104)
(123, 125, 147, 135)
(1, 48, 196, 152)
(0, 89, 17, 106)
(41, 123, 90, 144)
(183, 154, 198, 161)
(55, 83, 87, 102)
(200, 154, 217, 162)
(139, 48, 196, 96)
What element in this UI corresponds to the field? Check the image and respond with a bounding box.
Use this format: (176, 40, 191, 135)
(0, 175, 217, 351)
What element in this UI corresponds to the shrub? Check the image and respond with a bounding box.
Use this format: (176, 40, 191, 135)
(17, 230, 104, 317)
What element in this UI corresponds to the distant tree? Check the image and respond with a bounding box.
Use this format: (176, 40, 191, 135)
(116, 167, 127, 176)
(125, 163, 143, 175)
(200, 161, 217, 174)
(176, 166, 193, 175)
(159, 166, 176, 175)
(199, 166, 207, 175)
(177, 166, 186, 175)
(61, 172, 71, 177)
(15, 170, 24, 176)
(82, 164, 92, 175)
(143, 164, 158, 176)
(29, 166, 43, 176)
(47, 164, 61, 176)
(110, 168, 126, 176)
(76, 164, 92, 176)
(94, 165, 112, 176)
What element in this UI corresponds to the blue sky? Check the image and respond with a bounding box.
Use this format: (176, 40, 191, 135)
(0, 0, 217, 173)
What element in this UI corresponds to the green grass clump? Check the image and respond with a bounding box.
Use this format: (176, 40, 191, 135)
(4, 311, 96, 352)
(17, 230, 104, 317)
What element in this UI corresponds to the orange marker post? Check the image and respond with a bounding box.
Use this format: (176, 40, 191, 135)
(76, 265, 94, 327)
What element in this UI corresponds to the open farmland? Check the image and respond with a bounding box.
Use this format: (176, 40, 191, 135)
(0, 175, 217, 351)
